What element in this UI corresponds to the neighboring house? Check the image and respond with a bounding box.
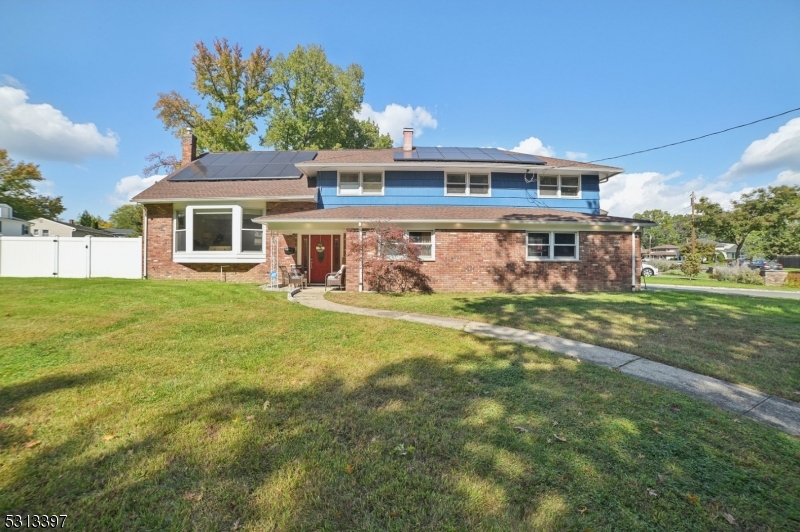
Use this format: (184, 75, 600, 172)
(643, 244, 679, 260)
(133, 129, 655, 291)
(106, 228, 136, 238)
(715, 242, 737, 260)
(0, 204, 32, 236)
(28, 218, 114, 238)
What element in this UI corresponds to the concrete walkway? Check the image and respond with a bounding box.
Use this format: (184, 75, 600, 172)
(647, 283, 800, 300)
(292, 287, 800, 436)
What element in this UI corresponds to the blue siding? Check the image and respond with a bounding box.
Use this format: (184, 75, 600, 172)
(317, 171, 601, 214)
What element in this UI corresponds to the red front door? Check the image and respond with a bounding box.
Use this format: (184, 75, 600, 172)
(308, 235, 333, 284)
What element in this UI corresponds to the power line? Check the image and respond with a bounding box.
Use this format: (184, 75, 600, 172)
(584, 106, 800, 165)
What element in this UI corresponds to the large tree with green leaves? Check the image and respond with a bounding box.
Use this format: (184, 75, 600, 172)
(261, 44, 391, 150)
(695, 185, 800, 259)
(0, 149, 65, 220)
(108, 204, 143, 236)
(154, 39, 273, 152)
(633, 209, 694, 248)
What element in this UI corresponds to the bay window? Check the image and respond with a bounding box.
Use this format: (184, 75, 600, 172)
(527, 232, 579, 261)
(173, 205, 265, 260)
(537, 175, 581, 198)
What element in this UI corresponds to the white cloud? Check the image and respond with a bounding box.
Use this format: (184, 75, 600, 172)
(33, 179, 57, 197)
(510, 136, 556, 157)
(356, 103, 438, 145)
(565, 151, 588, 161)
(772, 169, 800, 186)
(108, 174, 166, 206)
(600, 171, 755, 218)
(723, 117, 800, 179)
(0, 74, 24, 89)
(0, 85, 118, 163)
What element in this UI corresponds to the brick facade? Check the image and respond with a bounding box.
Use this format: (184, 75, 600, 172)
(345, 229, 641, 292)
(144, 202, 316, 282)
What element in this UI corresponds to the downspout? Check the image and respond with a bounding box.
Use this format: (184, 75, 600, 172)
(142, 205, 148, 279)
(632, 226, 640, 291)
(358, 222, 363, 292)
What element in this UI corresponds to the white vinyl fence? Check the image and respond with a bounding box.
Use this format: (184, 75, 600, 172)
(0, 236, 142, 279)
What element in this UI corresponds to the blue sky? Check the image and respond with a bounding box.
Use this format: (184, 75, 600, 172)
(1, 0, 799, 219)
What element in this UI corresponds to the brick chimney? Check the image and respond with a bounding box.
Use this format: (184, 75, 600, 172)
(403, 128, 414, 152)
(182, 127, 197, 166)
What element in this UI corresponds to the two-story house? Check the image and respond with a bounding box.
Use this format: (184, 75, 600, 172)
(134, 129, 653, 291)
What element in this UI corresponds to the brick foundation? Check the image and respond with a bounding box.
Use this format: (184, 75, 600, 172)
(345, 229, 641, 292)
(144, 202, 316, 282)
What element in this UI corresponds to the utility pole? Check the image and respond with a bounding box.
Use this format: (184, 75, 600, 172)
(690, 191, 696, 255)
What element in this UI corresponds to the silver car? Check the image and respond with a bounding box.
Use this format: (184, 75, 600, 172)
(641, 262, 659, 277)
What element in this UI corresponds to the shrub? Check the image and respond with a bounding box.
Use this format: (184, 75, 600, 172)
(647, 258, 679, 271)
(712, 266, 765, 285)
(785, 272, 800, 288)
(681, 254, 702, 279)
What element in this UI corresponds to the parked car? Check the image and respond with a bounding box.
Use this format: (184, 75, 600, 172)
(641, 262, 659, 277)
(748, 259, 783, 270)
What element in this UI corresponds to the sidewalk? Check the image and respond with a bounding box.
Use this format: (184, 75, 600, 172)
(292, 287, 800, 436)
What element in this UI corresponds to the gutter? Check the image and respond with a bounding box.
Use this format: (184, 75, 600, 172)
(632, 226, 640, 291)
(253, 217, 657, 227)
(134, 195, 317, 204)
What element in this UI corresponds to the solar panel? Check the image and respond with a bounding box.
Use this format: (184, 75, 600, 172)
(393, 147, 545, 165)
(169, 151, 317, 181)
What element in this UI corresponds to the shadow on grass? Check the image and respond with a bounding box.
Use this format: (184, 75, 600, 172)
(2, 339, 798, 531)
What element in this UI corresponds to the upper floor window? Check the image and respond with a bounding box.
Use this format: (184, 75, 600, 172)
(338, 171, 384, 196)
(527, 232, 579, 261)
(446, 173, 491, 196)
(538, 175, 581, 198)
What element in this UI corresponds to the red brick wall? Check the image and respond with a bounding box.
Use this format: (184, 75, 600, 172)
(345, 229, 641, 292)
(144, 201, 315, 282)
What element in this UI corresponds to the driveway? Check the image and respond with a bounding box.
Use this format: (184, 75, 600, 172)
(647, 283, 800, 300)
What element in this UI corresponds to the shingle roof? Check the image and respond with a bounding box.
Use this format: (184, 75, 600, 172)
(255, 206, 653, 226)
(132, 148, 621, 202)
(132, 173, 317, 202)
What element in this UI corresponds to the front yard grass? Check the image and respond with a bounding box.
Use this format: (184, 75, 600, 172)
(328, 290, 800, 400)
(1, 279, 799, 531)
(648, 272, 800, 291)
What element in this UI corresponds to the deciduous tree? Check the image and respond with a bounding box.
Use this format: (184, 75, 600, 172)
(154, 38, 273, 152)
(0, 149, 65, 220)
(109, 204, 143, 236)
(261, 44, 392, 150)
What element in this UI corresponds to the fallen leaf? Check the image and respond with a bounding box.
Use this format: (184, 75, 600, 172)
(0, 423, 9, 430)
(546, 438, 552, 444)
(183, 491, 203, 501)
(23, 440, 41, 449)
(647, 488, 658, 497)
(553, 433, 567, 442)
(657, 474, 665, 483)
(220, 359, 224, 364)
(732, 418, 741, 423)
(246, 415, 254, 421)
(345, 464, 354, 474)
(723, 512, 735, 525)
(389, 511, 398, 518)
(342, 335, 348, 340)
(25, 427, 34, 436)
(671, 404, 681, 412)
(794, 391, 800, 396)
(578, 507, 588, 515)
(232, 519, 240, 531)
(7, 407, 15, 413)
(637, 453, 645, 459)
(552, 420, 559, 426)
(127, 449, 134, 455)
(103, 434, 116, 441)
(263, 400, 270, 410)
(686, 493, 699, 504)
(513, 426, 529, 433)
(709, 418, 717, 424)
(653, 427, 662, 435)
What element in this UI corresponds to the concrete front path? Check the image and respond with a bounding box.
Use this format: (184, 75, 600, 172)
(647, 283, 800, 300)
(293, 287, 800, 436)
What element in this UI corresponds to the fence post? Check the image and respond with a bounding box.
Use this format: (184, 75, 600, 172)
(53, 236, 59, 277)
(86, 236, 92, 278)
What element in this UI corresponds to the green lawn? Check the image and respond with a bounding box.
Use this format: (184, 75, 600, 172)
(647, 272, 800, 291)
(2, 280, 799, 531)
(328, 290, 800, 401)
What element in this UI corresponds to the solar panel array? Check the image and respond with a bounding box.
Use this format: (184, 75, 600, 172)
(169, 151, 317, 181)
(394, 147, 545, 164)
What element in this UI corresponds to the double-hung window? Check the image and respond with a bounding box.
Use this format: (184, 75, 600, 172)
(241, 209, 263, 252)
(526, 232, 579, 261)
(446, 173, 491, 196)
(537, 175, 581, 198)
(408, 231, 434, 260)
(338, 171, 384, 195)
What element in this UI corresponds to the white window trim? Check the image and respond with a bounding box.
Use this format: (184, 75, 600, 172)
(408, 230, 436, 261)
(444, 172, 492, 197)
(337, 171, 385, 196)
(526, 231, 580, 262)
(536, 175, 582, 199)
(173, 205, 267, 263)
